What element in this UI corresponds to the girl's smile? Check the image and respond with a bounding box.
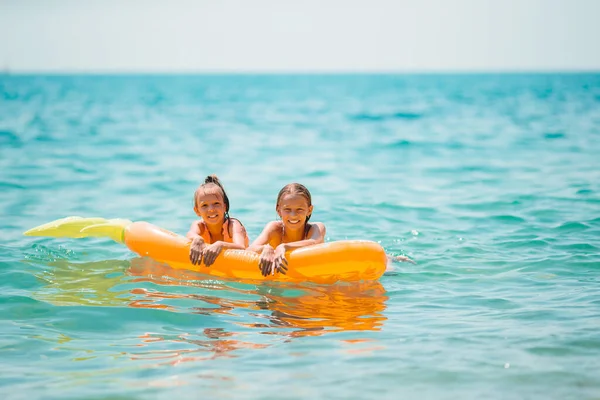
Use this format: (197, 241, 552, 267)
(195, 193, 225, 226)
(277, 193, 313, 232)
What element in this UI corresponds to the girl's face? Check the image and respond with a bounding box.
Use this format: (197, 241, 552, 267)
(277, 193, 313, 232)
(194, 192, 226, 226)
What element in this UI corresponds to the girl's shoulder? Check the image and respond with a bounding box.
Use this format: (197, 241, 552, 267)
(226, 217, 249, 245)
(196, 219, 207, 232)
(227, 217, 248, 235)
(308, 221, 325, 230)
(227, 217, 246, 228)
(264, 220, 284, 237)
(306, 222, 326, 237)
(194, 220, 208, 239)
(262, 220, 283, 230)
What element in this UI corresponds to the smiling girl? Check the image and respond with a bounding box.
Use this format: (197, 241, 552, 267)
(247, 183, 326, 276)
(186, 175, 249, 267)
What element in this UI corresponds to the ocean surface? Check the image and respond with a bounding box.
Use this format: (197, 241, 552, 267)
(1, 73, 599, 399)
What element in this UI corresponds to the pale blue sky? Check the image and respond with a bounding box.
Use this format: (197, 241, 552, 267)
(1, 0, 599, 72)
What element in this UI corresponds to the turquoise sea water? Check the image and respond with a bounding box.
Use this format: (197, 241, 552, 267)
(1, 74, 599, 399)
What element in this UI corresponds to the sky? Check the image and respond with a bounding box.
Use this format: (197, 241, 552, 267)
(1, 0, 599, 72)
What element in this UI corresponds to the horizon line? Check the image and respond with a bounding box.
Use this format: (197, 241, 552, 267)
(2, 68, 600, 76)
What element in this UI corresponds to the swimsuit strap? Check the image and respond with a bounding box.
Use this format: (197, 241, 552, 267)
(200, 217, 230, 244)
(222, 216, 230, 239)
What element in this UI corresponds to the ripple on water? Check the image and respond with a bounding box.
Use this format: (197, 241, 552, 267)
(2, 73, 600, 399)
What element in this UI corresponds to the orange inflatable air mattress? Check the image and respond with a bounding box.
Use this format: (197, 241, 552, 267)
(24, 217, 387, 284)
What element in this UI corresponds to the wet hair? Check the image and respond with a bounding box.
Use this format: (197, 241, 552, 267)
(276, 183, 312, 222)
(194, 175, 230, 220)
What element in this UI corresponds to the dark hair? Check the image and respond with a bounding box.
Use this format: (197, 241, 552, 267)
(276, 183, 312, 222)
(194, 175, 230, 219)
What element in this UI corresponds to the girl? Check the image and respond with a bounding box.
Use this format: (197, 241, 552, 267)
(186, 175, 249, 267)
(247, 183, 326, 276)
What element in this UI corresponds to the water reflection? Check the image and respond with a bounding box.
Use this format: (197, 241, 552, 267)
(31, 255, 388, 363)
(133, 328, 269, 365)
(128, 257, 389, 337)
(33, 258, 132, 306)
(248, 282, 388, 337)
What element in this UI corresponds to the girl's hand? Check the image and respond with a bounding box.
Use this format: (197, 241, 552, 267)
(259, 245, 275, 277)
(202, 242, 224, 267)
(394, 255, 416, 264)
(273, 244, 288, 275)
(189, 237, 206, 265)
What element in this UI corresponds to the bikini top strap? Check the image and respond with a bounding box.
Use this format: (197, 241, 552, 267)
(199, 218, 230, 243)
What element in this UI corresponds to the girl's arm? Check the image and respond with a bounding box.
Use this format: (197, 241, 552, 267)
(268, 223, 326, 276)
(186, 221, 202, 240)
(246, 221, 280, 276)
(227, 219, 249, 249)
(201, 220, 248, 266)
(246, 221, 279, 253)
(277, 222, 326, 252)
(207, 219, 247, 251)
(186, 221, 206, 265)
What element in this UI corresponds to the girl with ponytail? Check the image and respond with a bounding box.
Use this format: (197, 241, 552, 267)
(186, 175, 249, 267)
